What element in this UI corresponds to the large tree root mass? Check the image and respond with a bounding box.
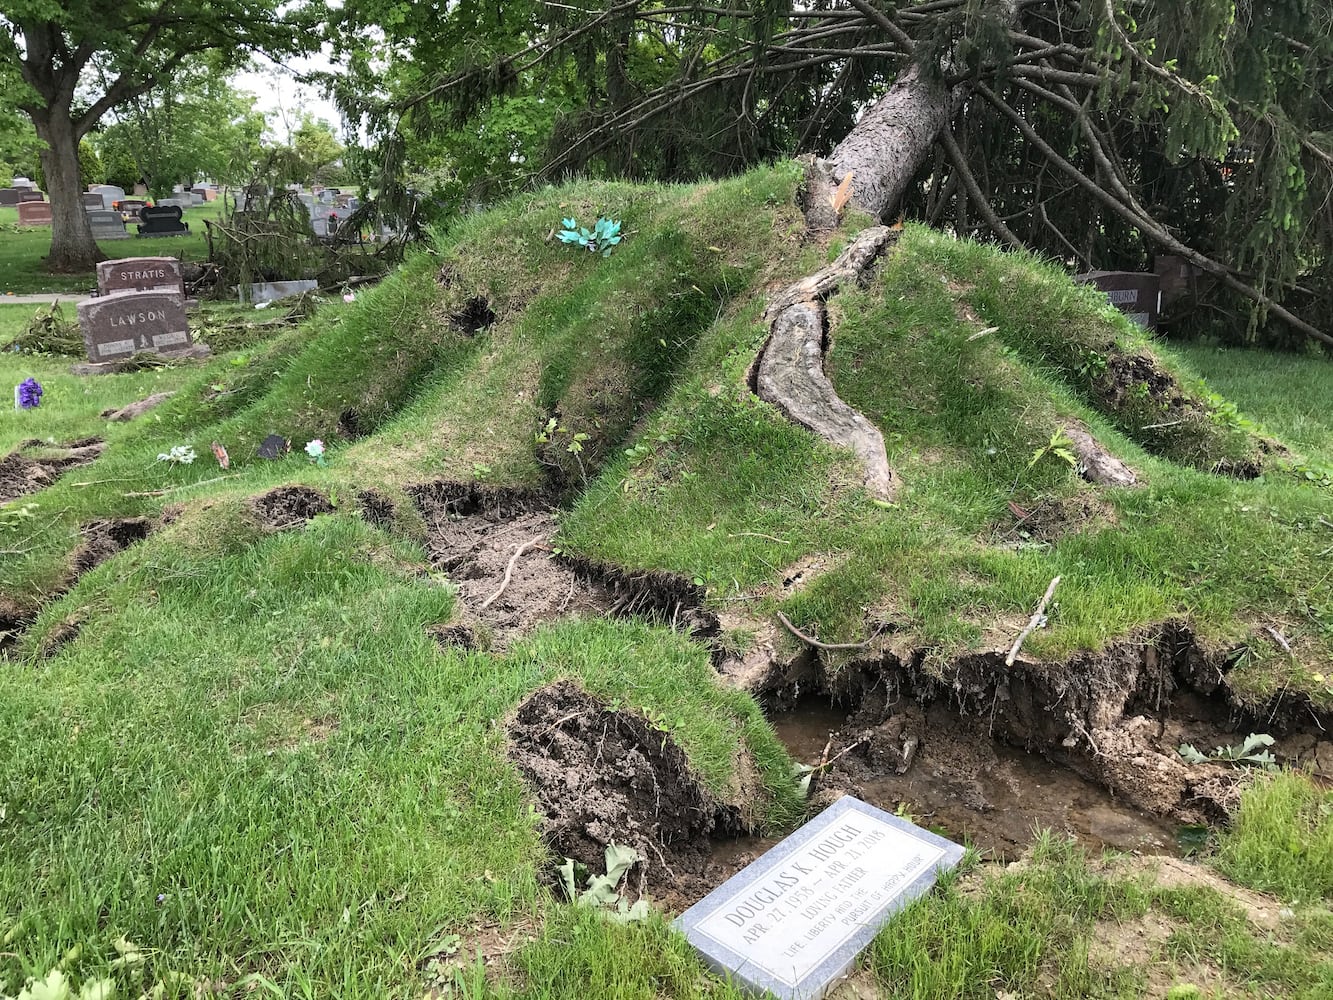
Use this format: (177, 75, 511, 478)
(754, 226, 898, 499)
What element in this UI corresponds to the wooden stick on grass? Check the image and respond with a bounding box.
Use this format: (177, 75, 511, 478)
(1006, 576, 1061, 666)
(776, 610, 871, 651)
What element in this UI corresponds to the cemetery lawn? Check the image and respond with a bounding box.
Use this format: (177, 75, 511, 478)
(0, 204, 220, 295)
(2, 167, 1332, 998)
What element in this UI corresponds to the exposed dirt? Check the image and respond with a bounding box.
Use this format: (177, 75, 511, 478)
(72, 517, 151, 576)
(506, 681, 746, 901)
(0, 437, 105, 503)
(748, 622, 1333, 860)
(356, 488, 395, 528)
(249, 485, 334, 530)
(995, 492, 1119, 545)
(38, 617, 83, 659)
(409, 481, 716, 647)
(451, 296, 496, 335)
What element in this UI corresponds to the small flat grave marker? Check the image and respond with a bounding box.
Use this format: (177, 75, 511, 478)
(137, 205, 189, 236)
(87, 210, 130, 241)
(17, 201, 53, 226)
(257, 434, 289, 459)
(76, 290, 193, 363)
(97, 257, 184, 295)
(246, 279, 318, 304)
(676, 796, 963, 1000)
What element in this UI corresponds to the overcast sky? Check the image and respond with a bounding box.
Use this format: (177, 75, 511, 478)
(232, 47, 346, 142)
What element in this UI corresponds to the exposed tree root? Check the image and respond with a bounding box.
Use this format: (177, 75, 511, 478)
(1062, 423, 1138, 487)
(753, 226, 899, 499)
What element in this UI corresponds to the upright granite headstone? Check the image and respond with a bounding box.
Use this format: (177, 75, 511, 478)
(118, 198, 148, 221)
(96, 257, 185, 296)
(87, 210, 130, 241)
(136, 205, 189, 236)
(82, 192, 105, 209)
(91, 184, 126, 208)
(0, 188, 19, 206)
(189, 191, 204, 206)
(76, 290, 193, 363)
(1074, 271, 1161, 329)
(676, 797, 964, 1000)
(18, 190, 45, 203)
(17, 201, 53, 226)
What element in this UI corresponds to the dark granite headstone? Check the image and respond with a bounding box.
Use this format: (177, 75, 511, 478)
(96, 257, 185, 295)
(1153, 255, 1207, 308)
(82, 192, 105, 209)
(0, 188, 19, 206)
(118, 199, 148, 221)
(675, 797, 965, 1000)
(1073, 270, 1161, 329)
(137, 205, 189, 237)
(76, 290, 193, 363)
(257, 434, 289, 459)
(17, 201, 53, 226)
(87, 210, 130, 241)
(18, 190, 45, 203)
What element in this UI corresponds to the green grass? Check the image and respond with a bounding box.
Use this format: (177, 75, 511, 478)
(0, 203, 221, 295)
(3, 165, 1333, 998)
(1215, 772, 1333, 902)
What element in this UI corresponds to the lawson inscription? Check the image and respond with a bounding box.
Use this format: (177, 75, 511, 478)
(76, 290, 192, 363)
(676, 796, 963, 1000)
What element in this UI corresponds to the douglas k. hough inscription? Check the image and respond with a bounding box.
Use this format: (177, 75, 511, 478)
(676, 796, 963, 1000)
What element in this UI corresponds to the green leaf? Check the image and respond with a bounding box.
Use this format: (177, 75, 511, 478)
(17, 969, 72, 1000)
(603, 842, 640, 883)
(1178, 743, 1209, 764)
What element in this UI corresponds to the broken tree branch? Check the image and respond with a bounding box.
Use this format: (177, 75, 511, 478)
(1006, 575, 1061, 666)
(776, 610, 872, 651)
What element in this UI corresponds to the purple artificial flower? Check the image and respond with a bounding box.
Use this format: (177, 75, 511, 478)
(17, 377, 42, 409)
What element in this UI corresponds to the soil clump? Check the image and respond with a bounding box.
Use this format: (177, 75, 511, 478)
(250, 485, 334, 530)
(506, 681, 745, 901)
(0, 438, 105, 503)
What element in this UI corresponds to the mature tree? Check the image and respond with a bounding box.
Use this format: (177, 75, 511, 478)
(0, 1, 318, 271)
(95, 57, 267, 198)
(333, 0, 1333, 347)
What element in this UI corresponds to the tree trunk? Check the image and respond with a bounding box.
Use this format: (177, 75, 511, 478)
(824, 63, 955, 221)
(36, 114, 103, 273)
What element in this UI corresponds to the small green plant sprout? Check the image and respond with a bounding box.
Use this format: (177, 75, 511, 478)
(156, 444, 196, 465)
(557, 843, 652, 923)
(1027, 428, 1078, 471)
(558, 216, 623, 257)
(1166, 984, 1203, 1000)
(1179, 732, 1277, 769)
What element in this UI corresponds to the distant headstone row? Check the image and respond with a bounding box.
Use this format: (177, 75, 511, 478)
(76, 257, 199, 365)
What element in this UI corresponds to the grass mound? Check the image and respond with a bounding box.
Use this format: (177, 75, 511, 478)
(1, 162, 1331, 998)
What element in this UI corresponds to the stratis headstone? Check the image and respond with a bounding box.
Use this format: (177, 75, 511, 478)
(17, 201, 53, 226)
(87, 210, 130, 241)
(1074, 271, 1161, 329)
(96, 257, 185, 296)
(675, 796, 964, 1000)
(76, 290, 193, 363)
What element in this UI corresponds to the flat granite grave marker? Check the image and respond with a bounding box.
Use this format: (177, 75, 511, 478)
(97, 257, 185, 295)
(137, 204, 189, 237)
(77, 290, 193, 363)
(87, 210, 130, 241)
(676, 796, 964, 1000)
(17, 201, 53, 226)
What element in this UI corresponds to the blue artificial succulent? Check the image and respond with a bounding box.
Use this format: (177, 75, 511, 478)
(557, 216, 623, 257)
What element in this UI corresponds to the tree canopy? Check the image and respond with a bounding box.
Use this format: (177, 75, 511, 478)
(330, 0, 1333, 347)
(1, 0, 319, 269)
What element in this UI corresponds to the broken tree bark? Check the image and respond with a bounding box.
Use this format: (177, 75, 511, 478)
(754, 226, 898, 499)
(1062, 423, 1138, 487)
